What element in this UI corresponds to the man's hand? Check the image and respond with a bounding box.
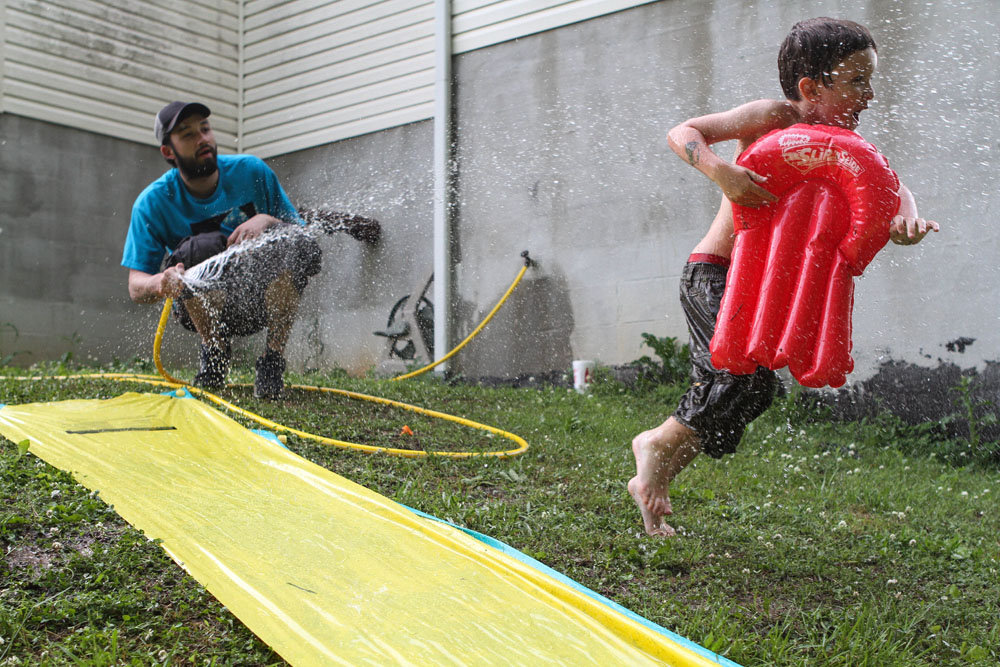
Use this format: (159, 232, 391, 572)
(889, 215, 940, 245)
(715, 164, 778, 208)
(228, 214, 284, 246)
(159, 264, 187, 299)
(129, 266, 186, 303)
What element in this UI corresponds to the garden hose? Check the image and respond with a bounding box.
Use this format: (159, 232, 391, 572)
(4, 254, 534, 458)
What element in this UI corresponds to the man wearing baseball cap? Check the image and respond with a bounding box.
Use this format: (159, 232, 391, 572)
(121, 101, 321, 399)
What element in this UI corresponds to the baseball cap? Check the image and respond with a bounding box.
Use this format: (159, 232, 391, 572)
(154, 101, 211, 144)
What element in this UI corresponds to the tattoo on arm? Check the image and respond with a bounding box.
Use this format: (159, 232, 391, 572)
(684, 141, 700, 166)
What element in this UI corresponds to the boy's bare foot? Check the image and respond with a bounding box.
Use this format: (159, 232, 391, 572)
(629, 430, 676, 537)
(628, 475, 676, 537)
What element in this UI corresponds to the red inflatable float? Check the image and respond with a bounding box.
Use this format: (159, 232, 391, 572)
(709, 124, 901, 388)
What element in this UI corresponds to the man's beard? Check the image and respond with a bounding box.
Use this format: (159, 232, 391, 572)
(176, 146, 218, 179)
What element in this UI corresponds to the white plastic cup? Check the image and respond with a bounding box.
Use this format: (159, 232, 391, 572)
(572, 360, 595, 394)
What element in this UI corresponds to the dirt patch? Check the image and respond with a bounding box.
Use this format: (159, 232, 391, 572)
(5, 543, 56, 573)
(5, 531, 108, 576)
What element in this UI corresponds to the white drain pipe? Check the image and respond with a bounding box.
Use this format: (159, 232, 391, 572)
(432, 0, 453, 375)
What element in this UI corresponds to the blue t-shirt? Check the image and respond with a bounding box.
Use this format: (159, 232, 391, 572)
(122, 154, 303, 274)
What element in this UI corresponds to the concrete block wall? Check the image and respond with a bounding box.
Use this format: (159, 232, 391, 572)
(269, 121, 435, 376)
(3, 0, 997, 420)
(0, 114, 194, 368)
(442, 0, 999, 383)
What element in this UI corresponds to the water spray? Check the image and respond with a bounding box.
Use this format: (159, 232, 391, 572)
(181, 210, 380, 290)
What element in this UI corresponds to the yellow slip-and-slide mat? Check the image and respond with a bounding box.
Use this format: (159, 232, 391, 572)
(0, 392, 739, 666)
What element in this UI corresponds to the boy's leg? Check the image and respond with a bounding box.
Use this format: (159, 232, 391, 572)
(628, 417, 701, 537)
(627, 260, 720, 537)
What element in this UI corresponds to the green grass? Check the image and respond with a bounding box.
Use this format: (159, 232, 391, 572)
(2, 363, 999, 666)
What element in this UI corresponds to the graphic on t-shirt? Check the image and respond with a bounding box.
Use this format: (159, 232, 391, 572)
(190, 203, 258, 236)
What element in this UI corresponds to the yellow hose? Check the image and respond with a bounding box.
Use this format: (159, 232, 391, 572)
(4, 255, 533, 459)
(153, 297, 185, 385)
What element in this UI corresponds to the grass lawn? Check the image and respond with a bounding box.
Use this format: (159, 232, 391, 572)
(1, 360, 998, 666)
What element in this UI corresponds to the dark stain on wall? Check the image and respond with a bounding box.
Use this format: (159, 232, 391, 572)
(945, 337, 976, 354)
(813, 356, 1000, 445)
(457, 273, 575, 379)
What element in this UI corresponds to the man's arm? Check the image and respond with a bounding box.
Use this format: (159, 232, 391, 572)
(667, 99, 798, 207)
(889, 183, 940, 245)
(128, 266, 186, 304)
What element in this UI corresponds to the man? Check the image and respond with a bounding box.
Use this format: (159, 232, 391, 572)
(122, 101, 321, 399)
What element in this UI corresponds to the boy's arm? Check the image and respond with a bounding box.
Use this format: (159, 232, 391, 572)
(667, 99, 798, 207)
(889, 183, 940, 245)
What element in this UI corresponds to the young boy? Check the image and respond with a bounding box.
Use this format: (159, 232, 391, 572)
(628, 17, 939, 537)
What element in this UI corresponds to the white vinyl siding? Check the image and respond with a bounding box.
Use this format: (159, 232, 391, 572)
(0, 0, 653, 156)
(240, 0, 435, 157)
(451, 0, 655, 54)
(1, 0, 240, 149)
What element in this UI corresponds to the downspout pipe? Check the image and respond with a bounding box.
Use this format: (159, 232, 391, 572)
(433, 0, 453, 375)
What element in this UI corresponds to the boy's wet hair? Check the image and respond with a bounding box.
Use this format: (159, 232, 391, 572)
(778, 17, 877, 100)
